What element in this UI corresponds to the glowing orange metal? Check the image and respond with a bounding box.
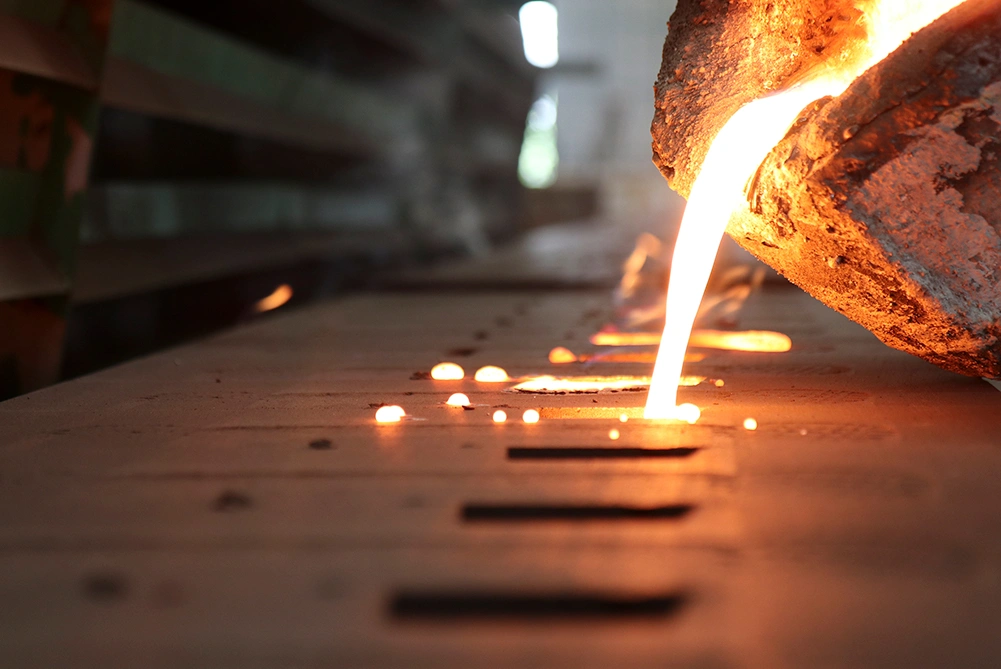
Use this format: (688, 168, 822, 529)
(644, 0, 964, 420)
(253, 284, 293, 313)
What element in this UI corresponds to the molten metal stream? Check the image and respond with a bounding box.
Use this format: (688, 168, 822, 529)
(644, 0, 966, 420)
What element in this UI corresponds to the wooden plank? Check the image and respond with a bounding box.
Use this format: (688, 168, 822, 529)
(3, 226, 1001, 666)
(0, 13, 97, 89)
(73, 230, 410, 303)
(0, 238, 68, 301)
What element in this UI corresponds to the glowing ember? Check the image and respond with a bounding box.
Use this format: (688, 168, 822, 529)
(431, 363, 465, 380)
(591, 329, 791, 352)
(492, 410, 508, 423)
(253, 284, 293, 313)
(446, 393, 471, 407)
(608, 429, 620, 441)
(510, 375, 703, 394)
(548, 346, 578, 364)
(522, 409, 540, 424)
(375, 405, 406, 423)
(743, 418, 758, 431)
(475, 366, 510, 383)
(645, 0, 965, 420)
(714, 379, 725, 388)
(619, 414, 628, 423)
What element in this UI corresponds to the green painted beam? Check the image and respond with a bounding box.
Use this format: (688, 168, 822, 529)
(0, 0, 66, 26)
(109, 0, 417, 142)
(82, 182, 399, 242)
(0, 168, 41, 239)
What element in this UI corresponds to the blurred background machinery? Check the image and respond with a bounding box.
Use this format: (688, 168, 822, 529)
(0, 0, 683, 399)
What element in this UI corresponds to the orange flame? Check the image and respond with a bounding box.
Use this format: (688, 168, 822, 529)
(618, 233, 663, 299)
(253, 284, 293, 313)
(644, 0, 966, 420)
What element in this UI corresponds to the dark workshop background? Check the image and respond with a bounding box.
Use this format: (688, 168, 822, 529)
(0, 0, 683, 400)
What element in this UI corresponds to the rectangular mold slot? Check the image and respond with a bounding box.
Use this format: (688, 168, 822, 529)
(461, 503, 694, 522)
(507, 446, 700, 460)
(389, 590, 688, 621)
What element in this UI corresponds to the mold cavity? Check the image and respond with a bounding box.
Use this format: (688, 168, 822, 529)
(389, 590, 687, 621)
(507, 446, 699, 460)
(461, 503, 693, 522)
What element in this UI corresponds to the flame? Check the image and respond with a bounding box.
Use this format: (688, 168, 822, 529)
(618, 233, 663, 299)
(253, 284, 293, 313)
(522, 409, 541, 424)
(375, 406, 406, 423)
(608, 429, 620, 441)
(475, 366, 510, 382)
(743, 418, 758, 431)
(492, 410, 508, 423)
(644, 0, 965, 420)
(431, 363, 465, 380)
(591, 329, 791, 352)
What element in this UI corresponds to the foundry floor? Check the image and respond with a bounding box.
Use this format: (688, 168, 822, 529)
(1, 223, 1000, 668)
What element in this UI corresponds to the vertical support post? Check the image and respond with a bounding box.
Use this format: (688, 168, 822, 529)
(0, 0, 114, 398)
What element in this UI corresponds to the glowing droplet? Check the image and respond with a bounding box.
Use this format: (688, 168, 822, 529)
(253, 284, 293, 313)
(492, 410, 508, 423)
(375, 406, 406, 423)
(522, 409, 540, 424)
(446, 393, 470, 407)
(743, 417, 758, 431)
(475, 366, 510, 383)
(431, 362, 465, 380)
(714, 379, 725, 388)
(548, 346, 578, 364)
(619, 414, 629, 423)
(799, 428, 808, 436)
(676, 403, 701, 425)
(608, 429, 620, 440)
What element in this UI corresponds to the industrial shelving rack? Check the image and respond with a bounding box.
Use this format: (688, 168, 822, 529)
(0, 0, 538, 397)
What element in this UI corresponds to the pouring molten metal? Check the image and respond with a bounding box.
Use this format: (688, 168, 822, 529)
(646, 0, 1000, 419)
